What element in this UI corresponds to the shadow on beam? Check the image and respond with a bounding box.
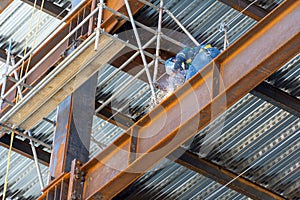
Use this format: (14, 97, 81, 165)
(95, 101, 135, 130)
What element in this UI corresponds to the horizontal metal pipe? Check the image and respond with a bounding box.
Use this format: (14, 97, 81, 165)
(104, 5, 186, 48)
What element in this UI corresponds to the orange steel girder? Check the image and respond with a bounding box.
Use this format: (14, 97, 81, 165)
(0, 0, 12, 13)
(79, 1, 300, 199)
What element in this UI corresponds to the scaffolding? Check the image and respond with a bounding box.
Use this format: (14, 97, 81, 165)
(0, 0, 299, 199)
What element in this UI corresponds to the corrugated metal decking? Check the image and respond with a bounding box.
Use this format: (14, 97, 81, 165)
(0, 0, 299, 199)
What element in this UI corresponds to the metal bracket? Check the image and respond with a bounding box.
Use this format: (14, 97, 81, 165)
(68, 159, 86, 200)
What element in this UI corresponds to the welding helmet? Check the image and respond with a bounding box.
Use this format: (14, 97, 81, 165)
(165, 57, 176, 75)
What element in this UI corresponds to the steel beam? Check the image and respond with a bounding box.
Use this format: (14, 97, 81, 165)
(218, 0, 269, 21)
(0, 0, 12, 13)
(20, 0, 68, 19)
(251, 81, 300, 118)
(169, 148, 285, 200)
(95, 101, 135, 130)
(78, 1, 300, 199)
(0, 134, 50, 166)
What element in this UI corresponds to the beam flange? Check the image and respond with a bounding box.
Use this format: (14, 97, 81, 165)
(251, 81, 300, 118)
(79, 1, 300, 199)
(170, 148, 285, 200)
(218, 0, 269, 21)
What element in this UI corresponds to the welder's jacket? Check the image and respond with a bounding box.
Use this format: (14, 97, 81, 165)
(174, 44, 220, 80)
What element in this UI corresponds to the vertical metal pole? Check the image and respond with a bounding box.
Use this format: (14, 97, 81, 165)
(153, 0, 163, 83)
(124, 0, 157, 103)
(95, 0, 104, 50)
(0, 39, 12, 108)
(10, 56, 23, 99)
(223, 28, 228, 50)
(28, 130, 44, 190)
(164, 9, 199, 46)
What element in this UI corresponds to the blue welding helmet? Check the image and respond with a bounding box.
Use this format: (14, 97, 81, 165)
(165, 57, 176, 75)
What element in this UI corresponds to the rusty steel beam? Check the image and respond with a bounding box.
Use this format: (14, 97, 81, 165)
(169, 148, 285, 200)
(218, 0, 269, 21)
(20, 0, 68, 19)
(78, 1, 300, 199)
(0, 0, 12, 13)
(0, 133, 50, 166)
(251, 81, 300, 118)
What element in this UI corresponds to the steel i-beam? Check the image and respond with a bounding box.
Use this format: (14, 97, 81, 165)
(170, 148, 285, 200)
(78, 1, 300, 199)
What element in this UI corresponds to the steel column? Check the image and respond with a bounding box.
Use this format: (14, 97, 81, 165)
(80, 1, 300, 199)
(49, 73, 97, 179)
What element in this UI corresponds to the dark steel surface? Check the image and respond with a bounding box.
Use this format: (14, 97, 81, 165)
(251, 81, 300, 118)
(20, 0, 69, 19)
(170, 148, 285, 200)
(218, 0, 269, 21)
(49, 73, 97, 178)
(0, 133, 50, 166)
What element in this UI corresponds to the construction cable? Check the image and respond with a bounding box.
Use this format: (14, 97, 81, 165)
(2, 0, 46, 197)
(24, 0, 45, 78)
(19, 0, 38, 88)
(202, 0, 258, 46)
(2, 131, 14, 200)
